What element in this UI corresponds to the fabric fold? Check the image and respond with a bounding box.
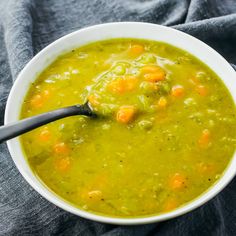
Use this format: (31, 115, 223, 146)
(2, 0, 35, 80)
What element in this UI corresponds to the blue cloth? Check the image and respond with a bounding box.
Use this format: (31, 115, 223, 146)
(0, 0, 236, 235)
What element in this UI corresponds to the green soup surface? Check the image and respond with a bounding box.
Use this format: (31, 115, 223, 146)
(20, 39, 236, 217)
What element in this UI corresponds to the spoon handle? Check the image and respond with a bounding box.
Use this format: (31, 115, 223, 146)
(0, 103, 93, 143)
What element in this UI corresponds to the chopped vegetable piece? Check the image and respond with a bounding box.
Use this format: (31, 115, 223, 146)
(198, 129, 211, 148)
(144, 72, 165, 82)
(112, 64, 126, 75)
(138, 53, 156, 64)
(139, 81, 159, 93)
(116, 105, 136, 123)
(107, 76, 137, 94)
(107, 79, 124, 94)
(169, 173, 187, 190)
(129, 44, 144, 56)
(141, 65, 162, 73)
(196, 85, 208, 96)
(171, 85, 184, 97)
(138, 120, 153, 130)
(158, 97, 167, 109)
(53, 142, 70, 155)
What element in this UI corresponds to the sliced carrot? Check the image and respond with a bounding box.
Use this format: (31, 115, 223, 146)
(169, 173, 187, 190)
(88, 94, 100, 106)
(163, 198, 178, 212)
(196, 84, 208, 96)
(53, 142, 70, 155)
(107, 77, 137, 94)
(107, 80, 124, 94)
(158, 96, 167, 109)
(144, 71, 165, 83)
(54, 156, 71, 172)
(171, 85, 184, 97)
(129, 44, 144, 56)
(116, 105, 136, 124)
(198, 129, 211, 148)
(39, 128, 51, 142)
(141, 65, 162, 73)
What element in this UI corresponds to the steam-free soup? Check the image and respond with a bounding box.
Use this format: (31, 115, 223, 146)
(21, 39, 236, 217)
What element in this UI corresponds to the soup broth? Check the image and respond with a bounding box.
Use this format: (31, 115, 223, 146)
(21, 39, 236, 217)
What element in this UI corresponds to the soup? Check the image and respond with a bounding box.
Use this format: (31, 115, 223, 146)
(20, 39, 236, 217)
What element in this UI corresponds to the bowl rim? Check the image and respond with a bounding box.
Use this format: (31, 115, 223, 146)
(4, 22, 236, 225)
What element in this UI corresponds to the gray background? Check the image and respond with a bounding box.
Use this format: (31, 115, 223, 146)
(0, 0, 236, 235)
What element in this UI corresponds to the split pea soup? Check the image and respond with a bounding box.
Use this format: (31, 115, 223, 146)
(20, 39, 236, 217)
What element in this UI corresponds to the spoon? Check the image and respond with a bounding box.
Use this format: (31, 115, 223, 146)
(0, 102, 94, 143)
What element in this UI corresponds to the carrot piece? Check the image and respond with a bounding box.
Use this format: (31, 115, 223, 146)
(107, 80, 124, 94)
(158, 96, 167, 109)
(141, 65, 162, 73)
(39, 128, 51, 142)
(107, 77, 137, 94)
(88, 94, 100, 106)
(30, 94, 43, 108)
(163, 198, 178, 212)
(171, 85, 184, 97)
(54, 156, 71, 172)
(116, 105, 136, 124)
(198, 129, 211, 148)
(129, 44, 144, 56)
(196, 84, 208, 96)
(144, 71, 165, 82)
(53, 142, 70, 155)
(169, 173, 187, 190)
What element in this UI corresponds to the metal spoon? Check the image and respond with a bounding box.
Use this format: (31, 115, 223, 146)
(0, 102, 94, 143)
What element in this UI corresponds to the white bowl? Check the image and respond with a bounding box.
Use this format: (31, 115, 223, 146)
(5, 22, 236, 225)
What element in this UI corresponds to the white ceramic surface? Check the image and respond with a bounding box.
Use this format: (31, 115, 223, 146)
(4, 22, 236, 225)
